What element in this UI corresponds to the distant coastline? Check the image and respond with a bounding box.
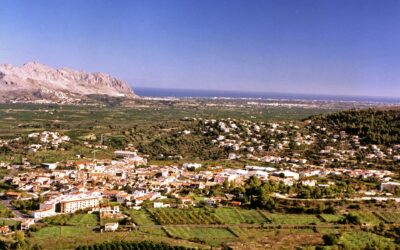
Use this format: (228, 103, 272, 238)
(134, 87, 400, 104)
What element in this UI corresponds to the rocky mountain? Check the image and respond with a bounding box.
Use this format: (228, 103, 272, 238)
(0, 62, 137, 103)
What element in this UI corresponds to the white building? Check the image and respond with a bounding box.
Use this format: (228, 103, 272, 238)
(183, 163, 202, 170)
(32, 205, 56, 220)
(381, 182, 400, 193)
(60, 195, 101, 213)
(21, 219, 35, 230)
(104, 222, 119, 232)
(41, 163, 57, 170)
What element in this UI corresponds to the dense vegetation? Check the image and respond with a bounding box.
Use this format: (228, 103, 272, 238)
(0, 203, 13, 218)
(311, 109, 400, 145)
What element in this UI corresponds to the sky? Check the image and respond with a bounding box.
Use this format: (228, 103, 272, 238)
(1, 0, 400, 97)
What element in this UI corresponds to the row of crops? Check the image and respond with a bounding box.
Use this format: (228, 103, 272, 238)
(339, 231, 397, 249)
(163, 226, 236, 246)
(374, 211, 400, 224)
(147, 208, 328, 225)
(148, 208, 223, 225)
(130, 208, 400, 226)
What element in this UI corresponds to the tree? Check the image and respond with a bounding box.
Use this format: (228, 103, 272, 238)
(322, 234, 339, 245)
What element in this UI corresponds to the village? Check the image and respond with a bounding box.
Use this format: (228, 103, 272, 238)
(0, 115, 399, 249)
(0, 148, 399, 234)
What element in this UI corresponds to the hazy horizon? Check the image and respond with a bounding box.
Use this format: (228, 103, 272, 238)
(1, 0, 400, 98)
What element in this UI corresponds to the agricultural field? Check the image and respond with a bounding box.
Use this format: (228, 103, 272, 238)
(339, 231, 398, 249)
(350, 211, 382, 225)
(374, 211, 400, 224)
(213, 208, 267, 224)
(29, 228, 204, 250)
(148, 208, 223, 225)
(319, 214, 343, 223)
(33, 226, 94, 237)
(125, 209, 156, 226)
(263, 213, 322, 225)
(163, 226, 236, 246)
(68, 213, 99, 226)
(229, 227, 277, 238)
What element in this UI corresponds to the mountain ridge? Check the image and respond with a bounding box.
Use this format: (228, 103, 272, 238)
(0, 61, 138, 103)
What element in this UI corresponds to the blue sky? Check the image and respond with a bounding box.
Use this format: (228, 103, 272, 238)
(1, 0, 400, 97)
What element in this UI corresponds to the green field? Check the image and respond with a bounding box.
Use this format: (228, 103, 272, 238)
(0, 219, 20, 227)
(339, 231, 397, 249)
(374, 211, 400, 224)
(351, 211, 382, 225)
(164, 226, 236, 246)
(263, 213, 322, 225)
(148, 208, 223, 225)
(319, 214, 343, 223)
(33, 226, 94, 237)
(29, 227, 204, 249)
(68, 213, 99, 226)
(229, 227, 276, 238)
(213, 208, 267, 224)
(125, 209, 157, 226)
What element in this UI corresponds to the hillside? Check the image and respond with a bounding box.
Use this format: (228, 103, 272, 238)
(310, 109, 400, 146)
(0, 62, 137, 103)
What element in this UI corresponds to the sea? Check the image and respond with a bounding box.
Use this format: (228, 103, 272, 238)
(134, 87, 400, 104)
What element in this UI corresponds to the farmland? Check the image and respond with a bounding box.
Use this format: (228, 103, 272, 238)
(18, 207, 400, 249)
(125, 209, 156, 226)
(374, 211, 400, 224)
(263, 213, 322, 225)
(148, 208, 223, 225)
(350, 211, 382, 225)
(319, 214, 343, 223)
(68, 213, 99, 226)
(33, 226, 94, 237)
(339, 231, 398, 249)
(164, 226, 236, 246)
(213, 208, 267, 224)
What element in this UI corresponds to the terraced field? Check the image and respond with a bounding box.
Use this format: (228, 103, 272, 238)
(33, 226, 94, 237)
(163, 226, 236, 246)
(149, 208, 223, 225)
(126, 209, 157, 226)
(374, 211, 400, 224)
(350, 211, 382, 225)
(339, 231, 397, 249)
(213, 208, 267, 224)
(319, 214, 343, 223)
(68, 214, 99, 226)
(229, 227, 276, 238)
(263, 213, 322, 225)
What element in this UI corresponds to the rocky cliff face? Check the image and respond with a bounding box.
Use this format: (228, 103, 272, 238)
(0, 62, 137, 103)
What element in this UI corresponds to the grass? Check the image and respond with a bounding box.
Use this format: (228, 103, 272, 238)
(125, 209, 156, 226)
(148, 208, 223, 225)
(29, 227, 204, 250)
(319, 214, 343, 223)
(339, 231, 397, 249)
(0, 219, 20, 227)
(374, 211, 400, 224)
(164, 226, 236, 246)
(68, 213, 98, 226)
(228, 227, 277, 238)
(0, 203, 14, 218)
(213, 208, 267, 224)
(350, 211, 382, 225)
(263, 213, 322, 225)
(33, 226, 94, 237)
